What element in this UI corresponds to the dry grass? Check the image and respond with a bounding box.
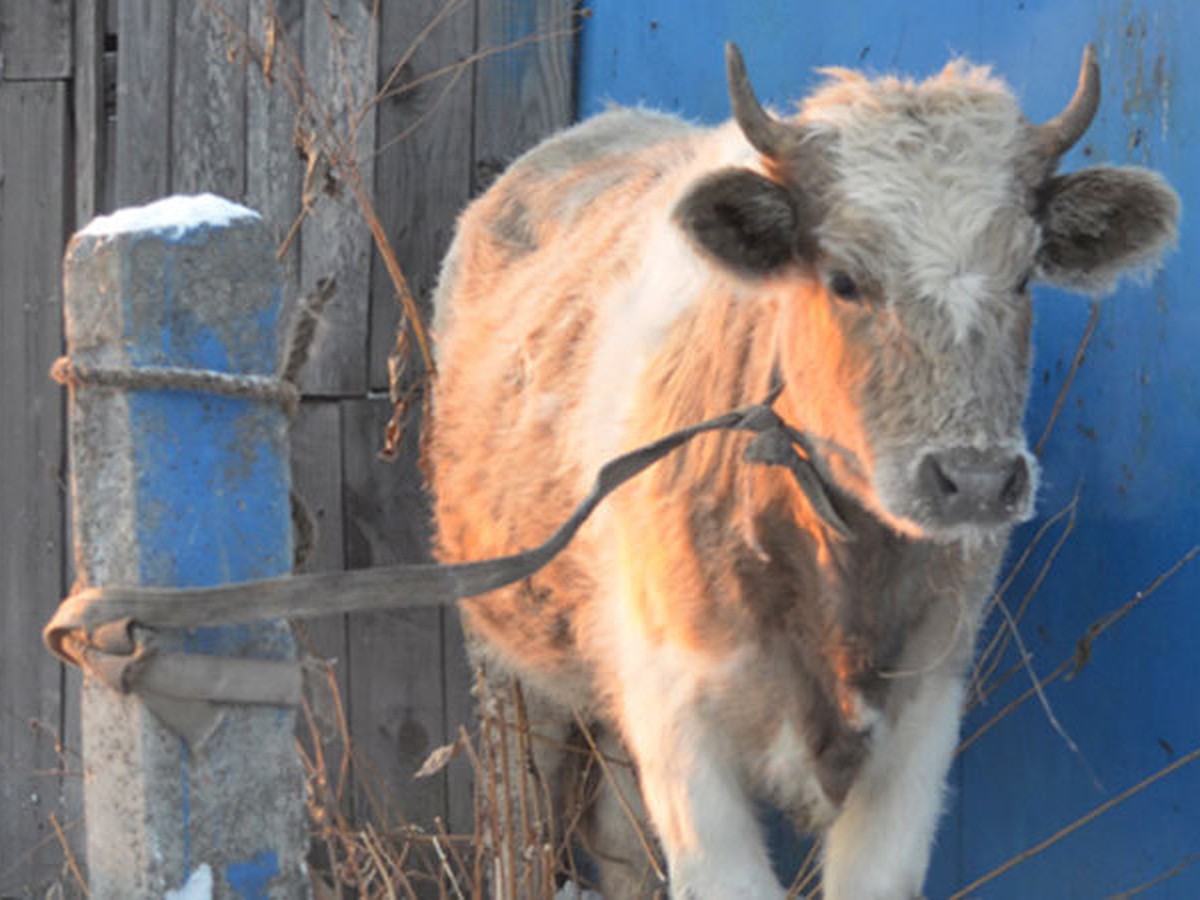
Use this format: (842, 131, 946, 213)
(298, 657, 660, 899)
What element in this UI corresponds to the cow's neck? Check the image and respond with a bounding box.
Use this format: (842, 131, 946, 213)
(735, 455, 1000, 805)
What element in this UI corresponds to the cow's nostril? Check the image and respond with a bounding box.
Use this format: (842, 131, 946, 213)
(931, 459, 958, 497)
(918, 454, 961, 502)
(1000, 457, 1029, 508)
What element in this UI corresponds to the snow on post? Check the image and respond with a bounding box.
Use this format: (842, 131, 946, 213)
(62, 194, 308, 898)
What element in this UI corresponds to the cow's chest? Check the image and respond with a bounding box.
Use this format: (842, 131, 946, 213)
(704, 504, 982, 820)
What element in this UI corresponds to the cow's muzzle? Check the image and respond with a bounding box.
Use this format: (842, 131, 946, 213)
(917, 447, 1033, 528)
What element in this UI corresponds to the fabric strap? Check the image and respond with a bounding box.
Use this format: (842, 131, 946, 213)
(45, 392, 851, 745)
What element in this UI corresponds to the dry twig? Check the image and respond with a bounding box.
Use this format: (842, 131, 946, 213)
(50, 814, 88, 898)
(1035, 301, 1101, 456)
(959, 543, 1199, 755)
(950, 744, 1200, 898)
(572, 714, 667, 885)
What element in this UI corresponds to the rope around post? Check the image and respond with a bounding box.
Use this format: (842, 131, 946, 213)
(50, 356, 302, 417)
(49, 277, 338, 418)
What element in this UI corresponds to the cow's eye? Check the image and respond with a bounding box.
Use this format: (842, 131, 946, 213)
(828, 270, 861, 302)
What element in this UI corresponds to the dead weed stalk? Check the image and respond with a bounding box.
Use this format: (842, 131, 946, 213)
(300, 658, 657, 898)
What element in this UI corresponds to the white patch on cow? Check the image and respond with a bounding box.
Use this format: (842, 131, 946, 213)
(711, 118, 772, 169)
(430, 232, 465, 352)
(840, 686, 884, 734)
(803, 62, 1028, 341)
(760, 721, 837, 827)
(575, 220, 714, 478)
(555, 881, 604, 900)
(613, 634, 785, 900)
(821, 675, 965, 900)
(534, 391, 563, 425)
(932, 271, 987, 343)
(594, 539, 784, 899)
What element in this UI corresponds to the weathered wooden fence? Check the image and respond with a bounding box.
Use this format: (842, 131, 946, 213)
(0, 0, 573, 893)
(1, 1, 75, 891)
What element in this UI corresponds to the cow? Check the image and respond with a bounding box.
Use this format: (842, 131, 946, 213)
(422, 43, 1179, 899)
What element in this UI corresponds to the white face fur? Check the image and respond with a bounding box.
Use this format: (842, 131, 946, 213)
(784, 65, 1042, 538)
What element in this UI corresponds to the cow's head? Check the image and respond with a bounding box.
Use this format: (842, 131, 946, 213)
(676, 44, 1179, 541)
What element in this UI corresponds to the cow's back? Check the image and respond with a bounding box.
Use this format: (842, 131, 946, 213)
(427, 109, 701, 695)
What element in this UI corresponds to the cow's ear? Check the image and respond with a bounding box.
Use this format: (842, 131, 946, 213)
(674, 168, 803, 275)
(1035, 166, 1179, 293)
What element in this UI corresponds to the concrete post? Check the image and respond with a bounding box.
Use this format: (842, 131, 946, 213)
(62, 195, 309, 898)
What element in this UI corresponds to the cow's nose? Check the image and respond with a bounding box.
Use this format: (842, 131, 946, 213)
(917, 447, 1031, 526)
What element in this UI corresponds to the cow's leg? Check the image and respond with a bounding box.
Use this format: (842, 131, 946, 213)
(821, 674, 965, 900)
(574, 723, 663, 898)
(616, 675, 785, 900)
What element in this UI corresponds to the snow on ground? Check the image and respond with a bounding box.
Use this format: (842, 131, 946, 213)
(164, 863, 213, 900)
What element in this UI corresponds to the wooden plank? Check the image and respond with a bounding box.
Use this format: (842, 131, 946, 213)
(367, 0, 476, 391)
(60, 1, 108, 877)
(369, 0, 479, 831)
(442, 0, 578, 833)
(74, 0, 106, 226)
(114, 0, 174, 205)
(246, 0, 305, 293)
(102, 10, 118, 214)
(172, 0, 248, 197)
(341, 397, 448, 828)
(0, 79, 69, 897)
(472, 0, 575, 189)
(290, 398, 350, 833)
(441, 604, 476, 833)
(0, 0, 72, 80)
(298, 0, 376, 397)
(290, 399, 346, 658)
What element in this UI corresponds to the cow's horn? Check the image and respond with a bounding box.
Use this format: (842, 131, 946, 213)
(1034, 44, 1100, 160)
(726, 42, 794, 158)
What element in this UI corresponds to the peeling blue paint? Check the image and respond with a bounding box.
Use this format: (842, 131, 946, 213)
(226, 850, 279, 900)
(114, 210, 297, 887)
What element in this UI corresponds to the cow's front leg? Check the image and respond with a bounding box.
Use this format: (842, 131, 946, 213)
(617, 668, 785, 900)
(822, 673, 964, 900)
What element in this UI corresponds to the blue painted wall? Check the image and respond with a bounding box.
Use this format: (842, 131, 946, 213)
(578, 2, 1199, 896)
